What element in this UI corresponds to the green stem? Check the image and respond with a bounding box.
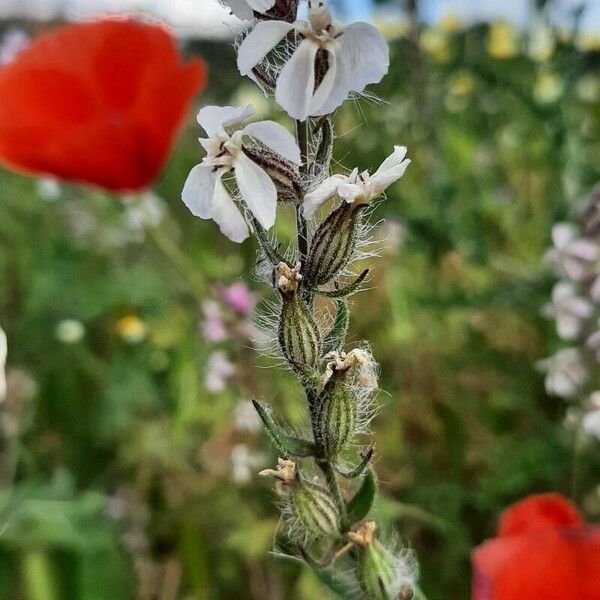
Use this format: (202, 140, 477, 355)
(21, 550, 56, 600)
(147, 225, 208, 299)
(296, 119, 310, 266)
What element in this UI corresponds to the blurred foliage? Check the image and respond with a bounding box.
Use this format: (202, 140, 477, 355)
(1, 16, 600, 600)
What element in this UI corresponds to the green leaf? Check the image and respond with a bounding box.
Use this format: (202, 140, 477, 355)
(345, 468, 378, 528)
(317, 269, 369, 299)
(253, 400, 315, 458)
(323, 301, 350, 355)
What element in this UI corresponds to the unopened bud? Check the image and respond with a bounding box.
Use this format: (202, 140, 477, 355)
(261, 458, 340, 540)
(315, 349, 377, 459)
(305, 203, 364, 286)
(277, 263, 322, 375)
(349, 523, 417, 600)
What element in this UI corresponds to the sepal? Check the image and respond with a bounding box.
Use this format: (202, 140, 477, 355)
(252, 400, 315, 458)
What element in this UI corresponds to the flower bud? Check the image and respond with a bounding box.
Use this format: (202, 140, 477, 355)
(260, 458, 340, 540)
(315, 349, 377, 459)
(277, 263, 322, 375)
(305, 203, 364, 286)
(349, 523, 417, 600)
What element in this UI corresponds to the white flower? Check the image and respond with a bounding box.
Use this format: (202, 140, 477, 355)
(537, 348, 587, 399)
(182, 104, 300, 243)
(582, 409, 600, 439)
(544, 223, 599, 281)
(303, 146, 410, 218)
(542, 282, 593, 340)
(0, 326, 7, 402)
(205, 351, 236, 393)
(55, 319, 85, 345)
(231, 443, 263, 484)
(237, 2, 389, 121)
(233, 399, 262, 433)
(221, 0, 277, 21)
(36, 178, 61, 202)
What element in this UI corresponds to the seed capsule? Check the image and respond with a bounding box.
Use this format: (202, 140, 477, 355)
(277, 263, 322, 376)
(260, 458, 340, 540)
(349, 523, 417, 600)
(305, 203, 364, 286)
(315, 349, 377, 459)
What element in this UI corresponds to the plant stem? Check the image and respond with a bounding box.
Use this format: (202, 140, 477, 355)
(318, 459, 346, 521)
(296, 119, 309, 266)
(147, 224, 208, 299)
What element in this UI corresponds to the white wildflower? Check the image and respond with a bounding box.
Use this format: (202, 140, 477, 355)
(182, 104, 300, 243)
(544, 223, 599, 281)
(537, 348, 588, 399)
(303, 146, 410, 218)
(205, 351, 236, 393)
(0, 326, 7, 402)
(233, 400, 262, 433)
(582, 392, 600, 439)
(36, 178, 61, 202)
(542, 282, 593, 340)
(55, 319, 85, 345)
(231, 443, 262, 483)
(237, 1, 389, 121)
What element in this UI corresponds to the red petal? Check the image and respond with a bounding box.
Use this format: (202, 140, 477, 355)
(472, 526, 600, 600)
(498, 493, 583, 537)
(0, 19, 207, 192)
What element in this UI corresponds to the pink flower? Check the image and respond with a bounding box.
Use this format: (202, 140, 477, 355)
(216, 282, 257, 316)
(201, 301, 229, 343)
(205, 351, 236, 393)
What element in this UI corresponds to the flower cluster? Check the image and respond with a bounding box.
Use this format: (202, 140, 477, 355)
(181, 1, 416, 596)
(539, 186, 600, 440)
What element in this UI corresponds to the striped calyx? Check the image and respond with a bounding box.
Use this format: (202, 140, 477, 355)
(277, 263, 322, 375)
(305, 203, 364, 286)
(315, 349, 374, 459)
(349, 523, 415, 600)
(260, 458, 340, 540)
(242, 146, 303, 203)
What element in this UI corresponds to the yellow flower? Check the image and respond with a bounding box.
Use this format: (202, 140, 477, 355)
(116, 315, 147, 344)
(439, 13, 464, 33)
(488, 22, 520, 60)
(577, 32, 600, 52)
(534, 72, 563, 104)
(420, 28, 451, 64)
(449, 71, 475, 97)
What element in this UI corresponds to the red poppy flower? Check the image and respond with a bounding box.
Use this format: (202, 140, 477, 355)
(472, 493, 600, 600)
(0, 19, 207, 192)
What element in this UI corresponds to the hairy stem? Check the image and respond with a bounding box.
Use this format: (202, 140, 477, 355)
(296, 119, 310, 266)
(318, 459, 347, 522)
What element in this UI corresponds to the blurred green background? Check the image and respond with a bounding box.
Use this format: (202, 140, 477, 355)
(1, 14, 600, 600)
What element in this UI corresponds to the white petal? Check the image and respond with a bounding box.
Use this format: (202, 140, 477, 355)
(212, 177, 250, 243)
(337, 182, 365, 204)
(303, 175, 347, 218)
(237, 20, 294, 76)
(234, 151, 277, 229)
(247, 0, 276, 11)
(314, 23, 389, 115)
(569, 239, 599, 262)
(276, 39, 318, 121)
(551, 223, 576, 249)
(338, 22, 389, 92)
(182, 164, 217, 219)
(197, 105, 255, 136)
(370, 160, 411, 197)
(556, 315, 582, 340)
(309, 47, 338, 114)
(376, 146, 408, 175)
(221, 0, 254, 20)
(243, 120, 301, 164)
(0, 326, 7, 402)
